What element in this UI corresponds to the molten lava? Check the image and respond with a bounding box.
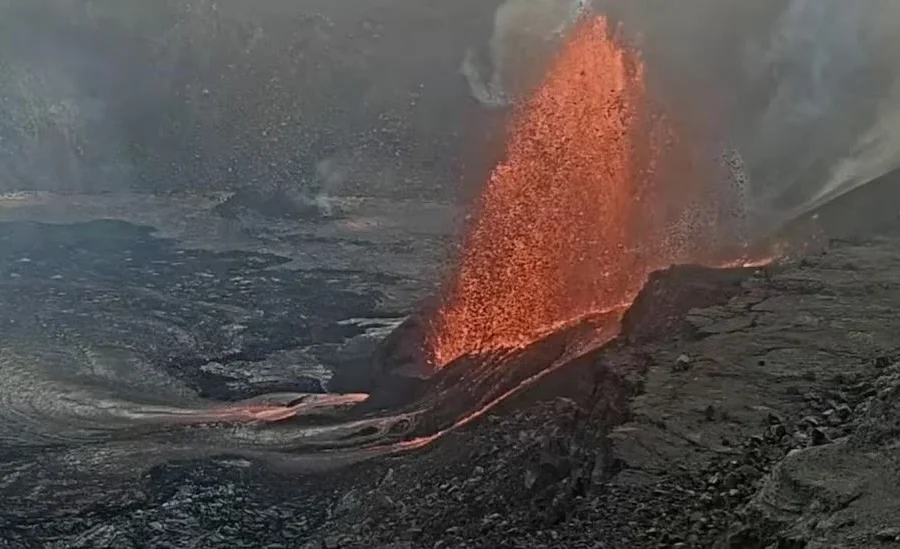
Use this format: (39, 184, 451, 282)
(428, 16, 731, 366)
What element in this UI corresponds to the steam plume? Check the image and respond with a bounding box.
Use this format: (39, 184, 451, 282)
(476, 0, 900, 233)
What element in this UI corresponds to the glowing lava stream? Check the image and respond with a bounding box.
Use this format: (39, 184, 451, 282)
(171, 393, 370, 424)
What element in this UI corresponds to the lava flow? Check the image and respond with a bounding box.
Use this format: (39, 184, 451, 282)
(427, 15, 718, 366)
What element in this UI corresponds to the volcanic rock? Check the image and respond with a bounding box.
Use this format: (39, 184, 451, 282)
(360, 311, 437, 411)
(5, 221, 900, 549)
(621, 264, 755, 344)
(673, 354, 692, 372)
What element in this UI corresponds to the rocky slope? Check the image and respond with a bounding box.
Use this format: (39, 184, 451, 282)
(3, 233, 899, 548)
(288, 240, 900, 549)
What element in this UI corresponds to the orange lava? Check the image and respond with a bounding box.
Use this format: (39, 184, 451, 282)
(427, 16, 748, 366)
(162, 394, 371, 424)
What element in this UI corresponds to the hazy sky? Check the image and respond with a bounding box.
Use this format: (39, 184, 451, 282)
(587, 0, 900, 224)
(1, 0, 897, 229)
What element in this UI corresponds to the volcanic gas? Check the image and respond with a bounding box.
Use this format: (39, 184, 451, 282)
(427, 15, 748, 367)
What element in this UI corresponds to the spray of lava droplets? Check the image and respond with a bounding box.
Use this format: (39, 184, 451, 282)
(427, 15, 723, 366)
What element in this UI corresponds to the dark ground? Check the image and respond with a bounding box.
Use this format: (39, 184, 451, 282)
(292, 239, 900, 549)
(0, 173, 899, 548)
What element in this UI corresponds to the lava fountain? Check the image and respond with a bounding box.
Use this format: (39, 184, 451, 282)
(143, 15, 762, 453)
(427, 15, 725, 366)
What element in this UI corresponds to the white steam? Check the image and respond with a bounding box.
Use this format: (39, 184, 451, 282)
(470, 0, 900, 235)
(737, 0, 900, 224)
(461, 0, 589, 108)
(606, 0, 900, 231)
(312, 157, 346, 218)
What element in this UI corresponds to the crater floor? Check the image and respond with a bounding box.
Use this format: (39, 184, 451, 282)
(1, 192, 899, 549)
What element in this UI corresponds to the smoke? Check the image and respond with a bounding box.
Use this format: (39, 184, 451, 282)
(603, 0, 900, 231)
(733, 0, 900, 225)
(461, 0, 589, 108)
(472, 0, 900, 235)
(0, 0, 495, 199)
(2, 0, 898, 227)
(311, 157, 346, 218)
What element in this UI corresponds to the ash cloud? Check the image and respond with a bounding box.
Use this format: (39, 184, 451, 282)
(461, 0, 588, 108)
(589, 0, 900, 232)
(1, 0, 898, 230)
(0, 0, 497, 198)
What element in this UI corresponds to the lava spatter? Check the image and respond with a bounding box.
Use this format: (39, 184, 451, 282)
(427, 15, 722, 366)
